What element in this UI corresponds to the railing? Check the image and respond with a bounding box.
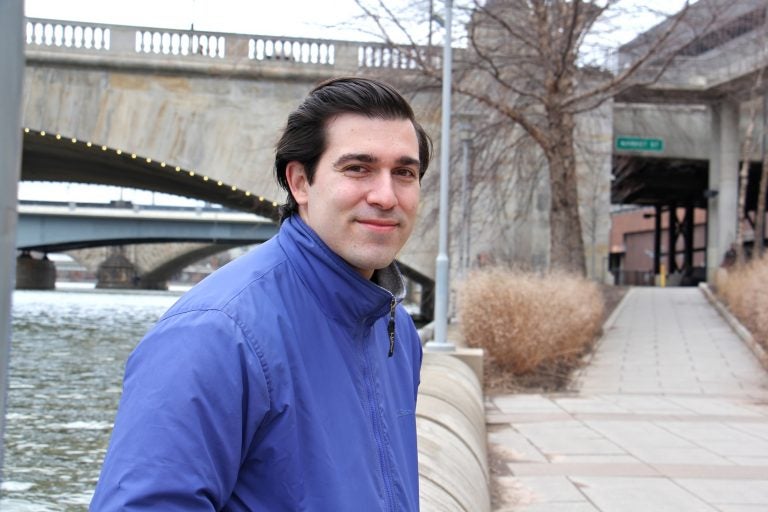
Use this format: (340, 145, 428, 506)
(24, 17, 433, 72)
(26, 20, 111, 51)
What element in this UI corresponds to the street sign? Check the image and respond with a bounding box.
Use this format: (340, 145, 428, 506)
(615, 136, 664, 152)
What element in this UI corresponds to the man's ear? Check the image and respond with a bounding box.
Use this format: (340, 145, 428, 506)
(285, 162, 309, 207)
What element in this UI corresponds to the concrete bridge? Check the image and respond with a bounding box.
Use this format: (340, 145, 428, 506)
(21, 17, 441, 282)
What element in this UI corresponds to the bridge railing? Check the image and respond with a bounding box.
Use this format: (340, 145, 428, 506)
(25, 17, 433, 72)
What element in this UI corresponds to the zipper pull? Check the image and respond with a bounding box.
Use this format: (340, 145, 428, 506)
(387, 298, 396, 357)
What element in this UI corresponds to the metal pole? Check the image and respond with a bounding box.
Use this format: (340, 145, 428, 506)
(0, 0, 25, 472)
(426, 0, 454, 351)
(459, 123, 471, 277)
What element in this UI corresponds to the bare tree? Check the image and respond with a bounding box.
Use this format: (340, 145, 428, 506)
(353, 0, 726, 275)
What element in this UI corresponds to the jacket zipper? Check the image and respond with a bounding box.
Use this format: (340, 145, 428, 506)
(387, 297, 396, 357)
(361, 323, 397, 511)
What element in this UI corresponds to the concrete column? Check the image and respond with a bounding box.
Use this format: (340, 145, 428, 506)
(0, 0, 24, 472)
(707, 101, 739, 282)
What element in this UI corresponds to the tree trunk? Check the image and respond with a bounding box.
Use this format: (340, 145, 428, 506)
(546, 111, 586, 275)
(756, 151, 768, 257)
(735, 100, 758, 265)
(756, 93, 768, 258)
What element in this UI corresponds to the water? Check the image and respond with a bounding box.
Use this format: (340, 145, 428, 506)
(0, 287, 182, 511)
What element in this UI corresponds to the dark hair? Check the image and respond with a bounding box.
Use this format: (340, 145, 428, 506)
(274, 76, 432, 222)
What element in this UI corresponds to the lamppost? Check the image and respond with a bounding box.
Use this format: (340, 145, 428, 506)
(0, 0, 24, 471)
(426, 0, 455, 352)
(458, 120, 474, 278)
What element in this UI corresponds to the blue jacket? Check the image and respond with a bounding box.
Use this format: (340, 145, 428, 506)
(91, 215, 422, 511)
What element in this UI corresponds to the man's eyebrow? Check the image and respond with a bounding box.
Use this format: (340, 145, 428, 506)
(332, 153, 420, 168)
(333, 153, 377, 167)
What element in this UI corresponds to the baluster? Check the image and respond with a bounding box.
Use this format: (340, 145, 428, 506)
(94, 27, 102, 50)
(180, 34, 190, 56)
(64, 25, 73, 47)
(53, 25, 63, 47)
(44, 23, 53, 46)
(74, 26, 83, 48)
(83, 26, 93, 49)
(171, 33, 180, 55)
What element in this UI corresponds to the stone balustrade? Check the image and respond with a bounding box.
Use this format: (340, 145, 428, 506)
(25, 17, 434, 73)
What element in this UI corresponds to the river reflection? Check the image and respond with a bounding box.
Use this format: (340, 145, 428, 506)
(1, 287, 181, 511)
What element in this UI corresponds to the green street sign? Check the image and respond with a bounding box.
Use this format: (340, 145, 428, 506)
(615, 136, 664, 152)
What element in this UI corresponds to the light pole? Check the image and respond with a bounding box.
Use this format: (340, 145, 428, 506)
(426, 0, 455, 352)
(0, 0, 24, 471)
(458, 121, 473, 277)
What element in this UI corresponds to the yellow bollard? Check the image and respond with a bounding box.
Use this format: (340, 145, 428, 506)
(659, 263, 666, 287)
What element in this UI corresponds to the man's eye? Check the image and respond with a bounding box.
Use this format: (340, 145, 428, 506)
(344, 165, 366, 173)
(395, 168, 418, 179)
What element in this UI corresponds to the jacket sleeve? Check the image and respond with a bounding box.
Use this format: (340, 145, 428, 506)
(90, 309, 270, 511)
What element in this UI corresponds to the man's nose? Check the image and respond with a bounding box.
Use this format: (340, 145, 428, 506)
(366, 172, 398, 209)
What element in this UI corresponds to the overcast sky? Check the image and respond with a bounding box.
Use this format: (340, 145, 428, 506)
(24, 0, 391, 40)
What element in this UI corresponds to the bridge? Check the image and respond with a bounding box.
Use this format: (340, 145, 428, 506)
(15, 200, 275, 290)
(21, 17, 442, 279)
(17, 200, 276, 252)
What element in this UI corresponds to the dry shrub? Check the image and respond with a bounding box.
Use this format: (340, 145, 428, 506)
(716, 256, 768, 348)
(458, 267, 605, 377)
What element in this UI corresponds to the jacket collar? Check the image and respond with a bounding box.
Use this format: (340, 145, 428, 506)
(277, 215, 405, 327)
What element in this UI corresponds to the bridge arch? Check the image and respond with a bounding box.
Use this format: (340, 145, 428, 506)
(22, 128, 281, 220)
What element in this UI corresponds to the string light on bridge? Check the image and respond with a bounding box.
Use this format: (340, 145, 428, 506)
(21, 127, 278, 216)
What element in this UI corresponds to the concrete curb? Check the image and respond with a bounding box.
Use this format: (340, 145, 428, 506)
(699, 282, 768, 372)
(417, 352, 491, 512)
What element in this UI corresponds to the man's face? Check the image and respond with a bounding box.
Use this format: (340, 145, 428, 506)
(288, 113, 421, 279)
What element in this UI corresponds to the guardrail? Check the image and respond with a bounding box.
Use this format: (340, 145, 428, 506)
(25, 17, 435, 71)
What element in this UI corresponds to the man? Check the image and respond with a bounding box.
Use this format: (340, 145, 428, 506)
(90, 77, 432, 511)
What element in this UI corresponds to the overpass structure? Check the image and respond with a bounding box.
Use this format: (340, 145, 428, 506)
(612, 0, 768, 283)
(17, 201, 276, 252)
(16, 200, 276, 290)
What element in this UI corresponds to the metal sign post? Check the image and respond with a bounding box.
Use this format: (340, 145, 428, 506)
(0, 0, 25, 472)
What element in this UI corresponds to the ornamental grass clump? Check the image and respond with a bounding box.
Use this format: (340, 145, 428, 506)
(458, 268, 604, 381)
(717, 256, 768, 349)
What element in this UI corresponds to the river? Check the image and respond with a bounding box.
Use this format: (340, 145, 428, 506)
(0, 286, 183, 511)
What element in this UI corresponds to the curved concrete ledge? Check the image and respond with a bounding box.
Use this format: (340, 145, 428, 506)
(417, 352, 490, 512)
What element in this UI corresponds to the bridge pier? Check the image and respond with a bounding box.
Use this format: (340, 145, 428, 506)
(15, 251, 56, 290)
(96, 247, 139, 289)
(138, 277, 169, 291)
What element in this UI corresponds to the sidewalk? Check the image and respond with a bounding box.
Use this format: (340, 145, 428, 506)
(486, 287, 768, 511)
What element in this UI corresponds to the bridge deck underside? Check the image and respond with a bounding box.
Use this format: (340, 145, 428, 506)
(612, 155, 768, 212)
(612, 156, 709, 207)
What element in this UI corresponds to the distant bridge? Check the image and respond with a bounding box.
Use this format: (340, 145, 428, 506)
(17, 200, 277, 252)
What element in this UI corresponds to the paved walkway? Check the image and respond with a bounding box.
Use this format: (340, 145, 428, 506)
(486, 287, 768, 511)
